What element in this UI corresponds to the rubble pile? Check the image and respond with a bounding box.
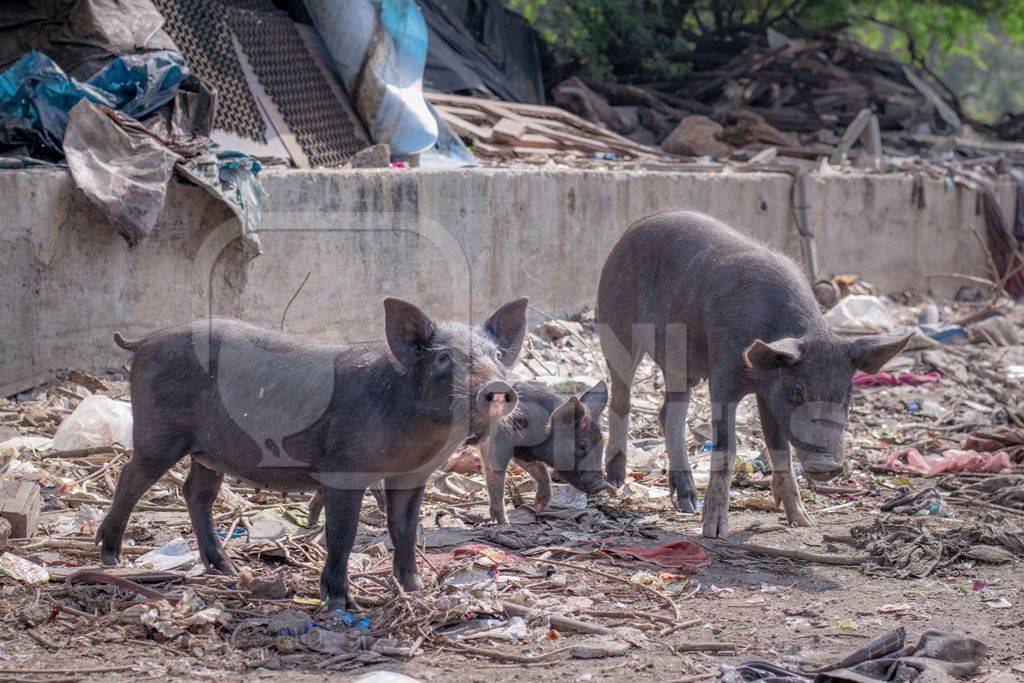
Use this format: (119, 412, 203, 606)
(0, 288, 1022, 679)
(547, 24, 1024, 168)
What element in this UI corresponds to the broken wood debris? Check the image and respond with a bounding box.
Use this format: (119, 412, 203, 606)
(427, 92, 673, 164)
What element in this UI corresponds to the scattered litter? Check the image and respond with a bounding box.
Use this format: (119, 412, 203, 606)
(570, 636, 630, 659)
(825, 295, 894, 333)
(0, 552, 50, 584)
(51, 395, 132, 451)
(853, 371, 941, 387)
(884, 448, 1012, 476)
(880, 487, 952, 518)
(726, 627, 987, 682)
(132, 536, 201, 571)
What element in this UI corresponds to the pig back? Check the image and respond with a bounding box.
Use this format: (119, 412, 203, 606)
(597, 211, 823, 374)
(126, 319, 342, 484)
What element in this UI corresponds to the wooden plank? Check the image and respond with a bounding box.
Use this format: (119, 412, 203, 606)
(436, 111, 493, 142)
(435, 105, 490, 122)
(257, 95, 311, 169)
(0, 480, 41, 538)
(491, 117, 528, 142)
(426, 91, 670, 159)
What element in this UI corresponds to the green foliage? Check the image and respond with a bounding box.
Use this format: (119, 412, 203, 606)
(510, 0, 1024, 86)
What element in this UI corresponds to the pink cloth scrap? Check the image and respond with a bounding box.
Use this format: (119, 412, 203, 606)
(853, 371, 941, 387)
(601, 539, 711, 570)
(884, 447, 1011, 476)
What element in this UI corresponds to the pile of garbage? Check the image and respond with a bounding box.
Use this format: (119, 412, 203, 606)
(0, 45, 264, 252)
(550, 23, 986, 163)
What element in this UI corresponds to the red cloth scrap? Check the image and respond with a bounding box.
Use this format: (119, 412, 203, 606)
(601, 539, 710, 570)
(853, 371, 941, 387)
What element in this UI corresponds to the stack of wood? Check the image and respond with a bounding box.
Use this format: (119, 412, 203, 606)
(426, 92, 672, 164)
(549, 25, 970, 161)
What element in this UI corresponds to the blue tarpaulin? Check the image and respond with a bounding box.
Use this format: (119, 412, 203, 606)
(0, 50, 187, 160)
(2, 50, 264, 252)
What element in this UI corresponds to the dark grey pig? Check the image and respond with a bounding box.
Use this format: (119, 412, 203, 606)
(596, 211, 910, 538)
(98, 298, 527, 609)
(481, 380, 611, 524)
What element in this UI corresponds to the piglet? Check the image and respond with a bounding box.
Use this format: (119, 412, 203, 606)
(481, 380, 611, 524)
(98, 298, 528, 609)
(596, 211, 910, 538)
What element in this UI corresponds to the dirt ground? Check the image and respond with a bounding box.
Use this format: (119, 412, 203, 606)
(1, 293, 1023, 682)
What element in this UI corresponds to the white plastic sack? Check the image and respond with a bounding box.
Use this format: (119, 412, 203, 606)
(52, 395, 133, 451)
(133, 536, 200, 571)
(825, 295, 894, 334)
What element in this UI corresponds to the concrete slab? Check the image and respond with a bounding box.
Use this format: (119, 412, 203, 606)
(0, 166, 1014, 390)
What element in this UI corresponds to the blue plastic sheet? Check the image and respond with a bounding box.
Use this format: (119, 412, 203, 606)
(0, 50, 187, 159)
(305, 0, 438, 157)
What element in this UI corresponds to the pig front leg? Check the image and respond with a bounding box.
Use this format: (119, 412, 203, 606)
(660, 386, 700, 513)
(384, 482, 426, 592)
(514, 457, 552, 513)
(756, 395, 811, 526)
(702, 384, 739, 538)
(480, 439, 513, 524)
(320, 485, 367, 611)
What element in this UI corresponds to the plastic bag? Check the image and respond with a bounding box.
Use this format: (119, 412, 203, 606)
(52, 395, 133, 451)
(825, 295, 894, 333)
(132, 536, 200, 571)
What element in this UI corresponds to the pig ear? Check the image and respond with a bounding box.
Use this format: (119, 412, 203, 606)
(580, 380, 608, 417)
(744, 338, 802, 371)
(484, 297, 528, 367)
(551, 396, 588, 430)
(849, 333, 912, 374)
(383, 298, 436, 369)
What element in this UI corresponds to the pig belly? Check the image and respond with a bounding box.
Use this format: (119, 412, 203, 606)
(191, 454, 323, 492)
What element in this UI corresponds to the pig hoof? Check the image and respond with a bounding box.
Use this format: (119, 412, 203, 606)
(397, 572, 423, 592)
(673, 493, 702, 513)
(100, 549, 123, 566)
(206, 554, 237, 575)
(669, 471, 701, 513)
(701, 500, 729, 538)
(326, 595, 360, 613)
(606, 452, 627, 488)
(787, 510, 813, 527)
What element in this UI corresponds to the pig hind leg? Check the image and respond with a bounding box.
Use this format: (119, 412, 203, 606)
(658, 375, 700, 513)
(384, 482, 426, 592)
(183, 459, 235, 573)
(96, 435, 189, 565)
(320, 485, 367, 611)
(601, 329, 642, 489)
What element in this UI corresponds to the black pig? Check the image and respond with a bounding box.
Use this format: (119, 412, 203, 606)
(98, 298, 528, 609)
(596, 211, 910, 537)
(481, 380, 611, 524)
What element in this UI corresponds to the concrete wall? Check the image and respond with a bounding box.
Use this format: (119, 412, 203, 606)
(0, 166, 1014, 392)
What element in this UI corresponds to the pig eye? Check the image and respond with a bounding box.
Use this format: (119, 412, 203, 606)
(787, 385, 805, 404)
(436, 351, 452, 367)
(492, 350, 503, 363)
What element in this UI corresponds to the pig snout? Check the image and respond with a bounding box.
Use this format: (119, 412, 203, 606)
(477, 380, 518, 418)
(562, 470, 616, 495)
(799, 452, 845, 482)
